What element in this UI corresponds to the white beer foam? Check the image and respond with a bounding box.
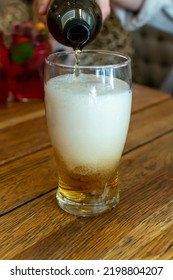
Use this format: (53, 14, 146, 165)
(45, 74, 132, 171)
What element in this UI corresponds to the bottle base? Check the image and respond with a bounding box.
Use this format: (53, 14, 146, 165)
(56, 191, 119, 217)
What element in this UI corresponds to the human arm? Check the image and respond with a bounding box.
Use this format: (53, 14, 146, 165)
(38, 0, 49, 15)
(110, 0, 144, 11)
(37, 0, 173, 34)
(38, 0, 111, 19)
(113, 0, 173, 33)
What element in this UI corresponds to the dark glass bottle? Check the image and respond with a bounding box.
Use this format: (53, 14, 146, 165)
(47, 0, 102, 50)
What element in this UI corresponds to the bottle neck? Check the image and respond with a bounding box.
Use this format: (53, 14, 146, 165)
(47, 0, 102, 49)
(64, 20, 90, 50)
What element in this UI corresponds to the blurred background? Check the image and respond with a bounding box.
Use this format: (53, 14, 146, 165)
(0, 0, 173, 106)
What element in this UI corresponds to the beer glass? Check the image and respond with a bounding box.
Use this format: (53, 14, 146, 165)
(44, 50, 132, 216)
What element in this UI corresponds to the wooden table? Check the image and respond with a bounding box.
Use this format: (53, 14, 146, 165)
(0, 84, 173, 260)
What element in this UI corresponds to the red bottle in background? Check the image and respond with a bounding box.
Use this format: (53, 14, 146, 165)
(9, 22, 51, 102)
(9, 23, 34, 101)
(0, 32, 9, 106)
(27, 22, 52, 100)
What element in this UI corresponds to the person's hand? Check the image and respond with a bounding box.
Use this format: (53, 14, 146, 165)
(38, 0, 50, 15)
(110, 0, 144, 11)
(97, 0, 111, 20)
(37, 0, 143, 18)
(38, 0, 111, 20)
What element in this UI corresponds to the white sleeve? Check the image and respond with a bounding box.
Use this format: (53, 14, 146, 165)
(114, 0, 173, 33)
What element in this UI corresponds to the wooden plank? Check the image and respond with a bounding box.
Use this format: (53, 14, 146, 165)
(128, 226, 173, 260)
(125, 99, 173, 152)
(0, 148, 57, 215)
(0, 117, 50, 165)
(0, 100, 173, 214)
(0, 101, 44, 126)
(0, 96, 173, 166)
(132, 83, 171, 112)
(0, 109, 45, 130)
(0, 84, 170, 131)
(0, 132, 172, 260)
(103, 201, 173, 260)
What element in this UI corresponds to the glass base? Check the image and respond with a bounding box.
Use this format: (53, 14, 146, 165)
(56, 190, 119, 217)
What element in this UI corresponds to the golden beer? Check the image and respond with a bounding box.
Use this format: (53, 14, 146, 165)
(44, 51, 132, 216)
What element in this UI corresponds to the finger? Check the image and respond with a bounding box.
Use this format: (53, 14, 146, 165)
(96, 0, 111, 20)
(38, 0, 50, 15)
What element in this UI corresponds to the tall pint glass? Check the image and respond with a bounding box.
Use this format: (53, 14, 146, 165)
(44, 50, 132, 216)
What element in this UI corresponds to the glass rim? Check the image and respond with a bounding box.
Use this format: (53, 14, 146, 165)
(45, 49, 131, 69)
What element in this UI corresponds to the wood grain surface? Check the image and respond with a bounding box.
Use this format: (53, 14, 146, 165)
(0, 84, 173, 260)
